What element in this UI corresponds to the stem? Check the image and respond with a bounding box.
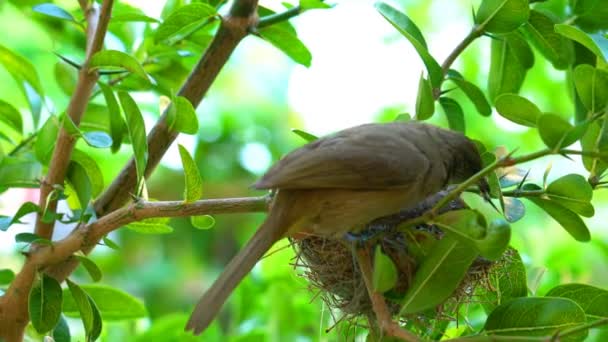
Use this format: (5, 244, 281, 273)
(7, 133, 37, 156)
(440, 26, 484, 76)
(258, 6, 303, 28)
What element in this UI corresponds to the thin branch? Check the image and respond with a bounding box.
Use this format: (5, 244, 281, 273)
(35, 0, 113, 240)
(440, 26, 484, 77)
(258, 6, 303, 28)
(88, 196, 270, 241)
(355, 246, 420, 342)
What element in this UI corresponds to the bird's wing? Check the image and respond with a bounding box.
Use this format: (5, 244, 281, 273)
(254, 123, 433, 190)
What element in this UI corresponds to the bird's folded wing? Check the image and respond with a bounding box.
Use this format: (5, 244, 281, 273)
(254, 123, 432, 190)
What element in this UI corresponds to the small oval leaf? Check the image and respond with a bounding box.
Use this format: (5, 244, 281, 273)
(527, 198, 591, 242)
(63, 283, 147, 320)
(82, 131, 113, 149)
(415, 75, 435, 120)
(29, 273, 63, 333)
(76, 256, 103, 282)
(191, 215, 215, 230)
(546, 283, 608, 320)
(90, 50, 149, 82)
(476, 0, 530, 34)
(372, 246, 398, 293)
(178, 144, 203, 203)
(495, 93, 541, 127)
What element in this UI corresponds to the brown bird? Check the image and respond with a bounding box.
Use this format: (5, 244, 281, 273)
(185, 121, 485, 334)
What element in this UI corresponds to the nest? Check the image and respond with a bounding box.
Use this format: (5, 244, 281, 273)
(290, 190, 512, 331)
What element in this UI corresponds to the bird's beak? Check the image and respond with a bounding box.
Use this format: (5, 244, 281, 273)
(478, 178, 500, 213)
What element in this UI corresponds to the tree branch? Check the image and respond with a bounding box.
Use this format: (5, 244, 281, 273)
(1, 2, 115, 339)
(35, 0, 113, 240)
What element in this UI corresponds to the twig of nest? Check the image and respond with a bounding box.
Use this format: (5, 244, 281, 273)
(290, 189, 511, 335)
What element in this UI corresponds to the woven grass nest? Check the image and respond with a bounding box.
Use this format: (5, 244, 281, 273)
(290, 190, 515, 331)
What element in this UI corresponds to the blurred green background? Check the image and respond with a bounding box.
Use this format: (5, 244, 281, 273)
(0, 0, 606, 341)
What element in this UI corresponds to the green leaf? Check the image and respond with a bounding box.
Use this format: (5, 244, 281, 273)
(527, 197, 590, 241)
(71, 149, 104, 198)
(555, 24, 607, 63)
(67, 162, 92, 209)
(447, 70, 492, 116)
(0, 269, 15, 284)
(103, 235, 120, 250)
(63, 283, 147, 320)
(98, 82, 125, 153)
(572, 64, 608, 113)
(300, 0, 331, 9)
(375, 2, 442, 86)
(0, 44, 44, 98)
(439, 97, 465, 133)
(76, 256, 103, 282)
(400, 234, 478, 314)
(127, 217, 173, 234)
(258, 25, 312, 67)
(495, 93, 541, 127)
(546, 283, 608, 320)
(117, 91, 148, 195)
(82, 131, 113, 149)
(476, 0, 530, 34)
(0, 201, 40, 231)
(415, 75, 435, 120)
(178, 144, 203, 202)
(66, 279, 94, 336)
(88, 296, 103, 341)
(33, 3, 76, 22)
(482, 248, 527, 312)
(546, 174, 594, 217)
(572, 0, 608, 32)
(34, 115, 59, 165)
(191, 215, 215, 230)
(537, 113, 587, 149)
(90, 50, 150, 82)
(168, 96, 199, 135)
(0, 99, 23, 133)
(291, 129, 318, 142)
(52, 315, 71, 342)
(372, 246, 398, 293)
(29, 273, 63, 333)
(15, 232, 52, 245)
(488, 33, 533, 101)
(0, 156, 42, 188)
(581, 121, 608, 173)
(484, 297, 588, 341)
(522, 10, 572, 69)
(54, 61, 77, 95)
(435, 210, 511, 260)
(155, 3, 216, 44)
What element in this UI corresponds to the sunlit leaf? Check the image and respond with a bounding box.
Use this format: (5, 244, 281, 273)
(546, 174, 594, 217)
(168, 96, 199, 135)
(482, 248, 527, 312)
(63, 283, 147, 320)
(178, 144, 203, 202)
(300, 0, 331, 9)
(0, 156, 42, 188)
(34, 115, 59, 165)
(375, 2, 442, 86)
(415, 75, 434, 120)
(90, 50, 150, 82)
(476, 0, 530, 34)
(484, 297, 588, 341)
(54, 61, 77, 95)
(373, 246, 398, 293)
(537, 113, 587, 149)
(155, 3, 216, 44)
(0, 44, 44, 98)
(555, 24, 607, 63)
(29, 273, 62, 333)
(117, 91, 148, 195)
(0, 99, 23, 133)
(67, 162, 92, 209)
(258, 25, 312, 67)
(495, 93, 541, 127)
(66, 279, 94, 336)
(291, 129, 318, 142)
(103, 235, 120, 250)
(191, 215, 215, 230)
(0, 269, 15, 284)
(127, 217, 173, 234)
(76, 255, 103, 282)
